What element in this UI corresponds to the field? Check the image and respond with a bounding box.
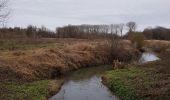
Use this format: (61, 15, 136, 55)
(0, 38, 137, 81)
(1, 38, 170, 100)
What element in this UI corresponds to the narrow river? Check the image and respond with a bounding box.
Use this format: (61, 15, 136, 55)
(49, 52, 160, 100)
(49, 66, 119, 100)
(139, 52, 159, 63)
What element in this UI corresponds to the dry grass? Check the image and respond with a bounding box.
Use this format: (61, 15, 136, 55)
(48, 80, 64, 96)
(0, 39, 136, 81)
(145, 40, 170, 53)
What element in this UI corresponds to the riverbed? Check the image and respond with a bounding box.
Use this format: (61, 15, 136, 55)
(49, 66, 118, 100)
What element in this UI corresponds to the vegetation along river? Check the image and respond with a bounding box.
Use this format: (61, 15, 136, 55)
(49, 52, 159, 100)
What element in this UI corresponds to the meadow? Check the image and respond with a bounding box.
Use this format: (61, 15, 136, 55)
(0, 37, 170, 100)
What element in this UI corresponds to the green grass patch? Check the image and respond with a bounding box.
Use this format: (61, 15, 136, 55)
(103, 66, 164, 100)
(0, 80, 50, 100)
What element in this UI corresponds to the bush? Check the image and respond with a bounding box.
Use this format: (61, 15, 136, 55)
(128, 32, 145, 49)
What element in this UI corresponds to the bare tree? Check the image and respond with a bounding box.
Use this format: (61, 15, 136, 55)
(110, 24, 119, 35)
(0, 0, 10, 25)
(126, 21, 137, 33)
(118, 23, 124, 37)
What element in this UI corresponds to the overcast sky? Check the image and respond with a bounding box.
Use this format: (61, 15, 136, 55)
(7, 0, 170, 31)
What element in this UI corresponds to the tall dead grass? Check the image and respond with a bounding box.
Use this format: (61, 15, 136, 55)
(0, 40, 137, 81)
(145, 40, 170, 53)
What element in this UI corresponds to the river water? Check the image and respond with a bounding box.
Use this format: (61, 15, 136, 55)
(139, 52, 159, 64)
(49, 66, 118, 100)
(49, 52, 159, 100)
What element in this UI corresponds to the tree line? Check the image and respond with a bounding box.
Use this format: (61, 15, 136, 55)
(0, 25, 56, 39)
(143, 27, 170, 40)
(0, 22, 137, 39)
(56, 24, 121, 39)
(56, 22, 137, 39)
(1, 22, 169, 40)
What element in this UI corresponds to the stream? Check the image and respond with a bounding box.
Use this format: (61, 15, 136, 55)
(139, 52, 159, 64)
(49, 66, 118, 100)
(49, 52, 160, 100)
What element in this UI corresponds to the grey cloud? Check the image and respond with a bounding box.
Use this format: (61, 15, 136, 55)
(7, 0, 170, 30)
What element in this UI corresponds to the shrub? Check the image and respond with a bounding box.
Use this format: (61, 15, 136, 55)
(128, 32, 145, 49)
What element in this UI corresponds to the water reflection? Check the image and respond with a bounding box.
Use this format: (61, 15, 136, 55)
(49, 66, 118, 100)
(139, 52, 160, 63)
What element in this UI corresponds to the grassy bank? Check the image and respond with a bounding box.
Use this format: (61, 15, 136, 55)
(104, 63, 170, 100)
(103, 65, 164, 100)
(0, 80, 64, 100)
(103, 41, 170, 100)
